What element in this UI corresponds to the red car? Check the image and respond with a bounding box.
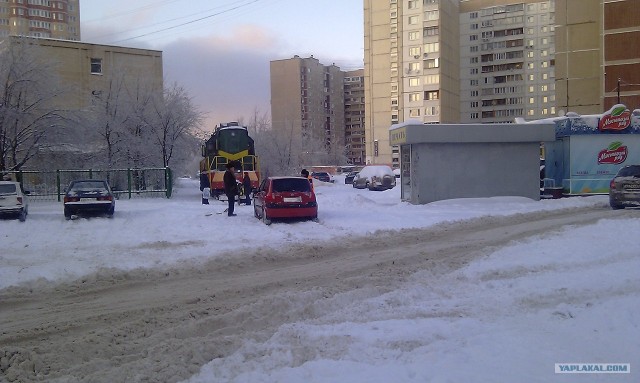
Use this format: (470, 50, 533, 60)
(253, 176, 318, 225)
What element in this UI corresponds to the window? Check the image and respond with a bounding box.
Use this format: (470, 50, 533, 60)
(408, 15, 419, 25)
(409, 77, 420, 86)
(425, 10, 438, 20)
(409, 92, 421, 102)
(424, 58, 439, 68)
(409, 46, 421, 56)
(423, 26, 438, 36)
(408, 0, 418, 9)
(425, 90, 439, 100)
(424, 42, 439, 53)
(409, 62, 420, 71)
(90, 58, 102, 74)
(425, 106, 439, 116)
(408, 31, 420, 40)
(409, 109, 421, 117)
(529, 97, 535, 104)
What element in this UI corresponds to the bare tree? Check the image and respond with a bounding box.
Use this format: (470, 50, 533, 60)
(0, 37, 68, 172)
(147, 83, 203, 168)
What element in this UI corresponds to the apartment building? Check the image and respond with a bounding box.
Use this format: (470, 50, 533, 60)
(0, 0, 80, 40)
(344, 69, 366, 165)
(556, 0, 640, 114)
(270, 56, 345, 159)
(364, 0, 460, 168)
(459, 0, 556, 123)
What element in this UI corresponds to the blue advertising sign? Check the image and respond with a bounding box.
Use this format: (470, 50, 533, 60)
(569, 135, 640, 194)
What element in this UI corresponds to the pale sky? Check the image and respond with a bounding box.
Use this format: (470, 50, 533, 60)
(80, 0, 364, 130)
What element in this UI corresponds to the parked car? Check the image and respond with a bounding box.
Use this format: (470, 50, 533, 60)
(311, 171, 332, 183)
(352, 165, 396, 191)
(609, 165, 640, 209)
(64, 179, 115, 219)
(0, 181, 29, 221)
(344, 171, 359, 184)
(253, 176, 318, 225)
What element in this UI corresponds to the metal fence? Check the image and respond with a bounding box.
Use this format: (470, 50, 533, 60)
(3, 167, 173, 201)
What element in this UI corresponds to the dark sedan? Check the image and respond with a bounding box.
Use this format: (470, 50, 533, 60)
(64, 179, 115, 219)
(311, 172, 332, 183)
(609, 165, 640, 209)
(344, 171, 359, 184)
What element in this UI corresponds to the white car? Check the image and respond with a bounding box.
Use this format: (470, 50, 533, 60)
(0, 181, 29, 221)
(352, 165, 396, 191)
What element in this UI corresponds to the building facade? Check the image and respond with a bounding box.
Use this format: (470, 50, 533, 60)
(459, 0, 556, 123)
(270, 55, 345, 159)
(8, 37, 163, 110)
(555, 0, 640, 113)
(364, 0, 460, 168)
(344, 69, 366, 165)
(0, 0, 80, 40)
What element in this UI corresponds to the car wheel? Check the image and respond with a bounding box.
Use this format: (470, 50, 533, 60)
(18, 208, 26, 222)
(352, 181, 357, 188)
(262, 206, 271, 225)
(64, 207, 72, 220)
(365, 182, 370, 190)
(610, 203, 624, 210)
(107, 207, 115, 218)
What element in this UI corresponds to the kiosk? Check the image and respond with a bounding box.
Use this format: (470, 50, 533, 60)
(529, 105, 640, 195)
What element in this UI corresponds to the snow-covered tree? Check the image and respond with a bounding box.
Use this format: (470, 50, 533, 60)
(147, 83, 203, 168)
(0, 37, 69, 172)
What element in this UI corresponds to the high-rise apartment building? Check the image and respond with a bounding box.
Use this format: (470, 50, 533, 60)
(364, 0, 460, 168)
(459, 0, 556, 123)
(270, 56, 345, 160)
(0, 0, 80, 40)
(344, 69, 366, 165)
(556, 0, 640, 114)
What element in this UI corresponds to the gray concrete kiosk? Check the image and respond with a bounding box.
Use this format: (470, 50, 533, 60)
(389, 123, 556, 204)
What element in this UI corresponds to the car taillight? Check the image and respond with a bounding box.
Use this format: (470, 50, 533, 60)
(97, 195, 113, 201)
(64, 196, 79, 203)
(610, 179, 616, 190)
(17, 197, 23, 204)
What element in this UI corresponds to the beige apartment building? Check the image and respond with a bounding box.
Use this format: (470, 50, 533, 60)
(556, 0, 640, 114)
(344, 69, 366, 165)
(459, 0, 556, 123)
(0, 0, 80, 40)
(270, 56, 345, 159)
(364, 0, 460, 168)
(5, 36, 163, 110)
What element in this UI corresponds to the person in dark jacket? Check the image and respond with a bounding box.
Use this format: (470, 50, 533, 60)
(301, 169, 314, 192)
(223, 162, 238, 216)
(242, 172, 252, 205)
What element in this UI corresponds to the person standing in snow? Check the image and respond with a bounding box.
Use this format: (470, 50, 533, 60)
(301, 169, 314, 192)
(223, 162, 239, 216)
(242, 172, 252, 205)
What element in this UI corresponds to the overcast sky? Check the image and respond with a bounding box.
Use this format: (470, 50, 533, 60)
(80, 0, 364, 132)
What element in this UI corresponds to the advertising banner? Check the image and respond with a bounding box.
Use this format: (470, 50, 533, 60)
(569, 135, 640, 194)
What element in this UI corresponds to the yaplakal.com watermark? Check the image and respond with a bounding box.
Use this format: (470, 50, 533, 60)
(555, 363, 630, 374)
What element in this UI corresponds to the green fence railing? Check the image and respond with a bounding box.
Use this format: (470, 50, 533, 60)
(3, 167, 173, 201)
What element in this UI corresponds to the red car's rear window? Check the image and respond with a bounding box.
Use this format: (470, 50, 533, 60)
(272, 178, 311, 193)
